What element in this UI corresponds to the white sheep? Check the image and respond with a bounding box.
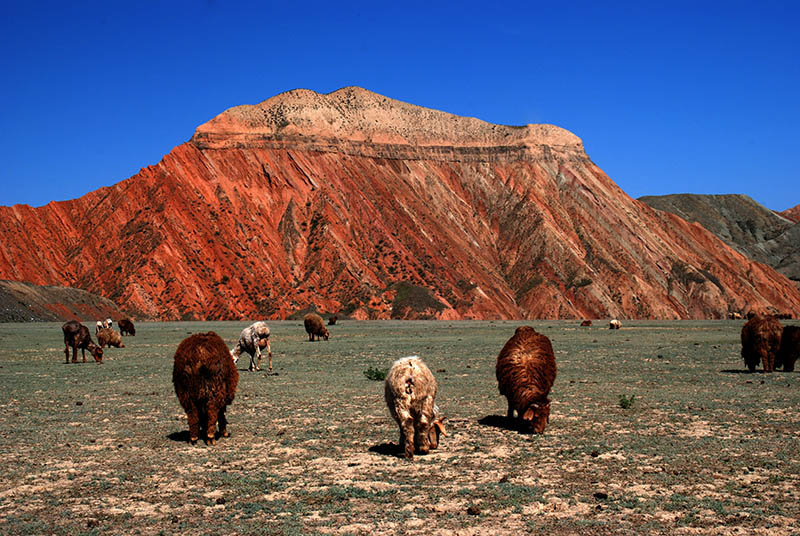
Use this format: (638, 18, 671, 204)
(230, 321, 272, 372)
(384, 356, 446, 460)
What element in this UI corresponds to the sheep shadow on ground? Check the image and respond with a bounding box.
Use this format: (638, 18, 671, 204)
(166, 430, 230, 444)
(368, 442, 405, 458)
(720, 369, 762, 374)
(477, 414, 534, 434)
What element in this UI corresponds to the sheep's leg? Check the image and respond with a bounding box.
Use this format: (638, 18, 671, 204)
(64, 344, 70, 363)
(81, 347, 86, 363)
(506, 397, 515, 418)
(218, 407, 229, 438)
(185, 406, 200, 445)
(415, 398, 435, 455)
(394, 406, 415, 459)
(254, 347, 262, 371)
(205, 405, 219, 445)
(267, 339, 272, 372)
(763, 349, 774, 373)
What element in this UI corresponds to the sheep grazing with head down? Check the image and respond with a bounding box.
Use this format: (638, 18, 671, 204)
(118, 318, 136, 336)
(304, 313, 329, 341)
(62, 321, 103, 364)
(580, 320, 592, 327)
(496, 326, 557, 434)
(173, 332, 239, 445)
(384, 356, 446, 460)
(230, 321, 272, 372)
(777, 325, 799, 372)
(740, 315, 783, 373)
(97, 328, 125, 349)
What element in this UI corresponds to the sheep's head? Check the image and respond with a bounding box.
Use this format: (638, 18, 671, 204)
(258, 337, 269, 349)
(522, 401, 550, 434)
(230, 349, 239, 364)
(427, 417, 446, 450)
(91, 346, 104, 364)
(322, 327, 330, 340)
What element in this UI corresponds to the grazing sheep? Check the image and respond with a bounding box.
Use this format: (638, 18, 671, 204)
(496, 326, 557, 434)
(740, 315, 783, 373)
(118, 318, 136, 336)
(230, 321, 272, 372)
(384, 356, 446, 460)
(609, 319, 621, 330)
(580, 320, 592, 327)
(777, 325, 800, 372)
(97, 328, 125, 349)
(304, 313, 329, 341)
(62, 321, 104, 364)
(328, 315, 338, 326)
(173, 332, 239, 445)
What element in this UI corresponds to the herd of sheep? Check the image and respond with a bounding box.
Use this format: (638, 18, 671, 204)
(59, 311, 798, 458)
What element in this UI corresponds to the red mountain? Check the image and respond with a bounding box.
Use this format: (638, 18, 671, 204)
(1, 87, 798, 320)
(781, 204, 800, 223)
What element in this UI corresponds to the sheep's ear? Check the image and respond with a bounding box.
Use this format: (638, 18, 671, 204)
(434, 420, 446, 436)
(522, 407, 535, 421)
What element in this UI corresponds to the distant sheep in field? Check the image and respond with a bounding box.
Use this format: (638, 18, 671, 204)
(384, 356, 446, 460)
(118, 318, 136, 336)
(95, 320, 104, 334)
(97, 328, 125, 349)
(230, 321, 272, 372)
(496, 326, 557, 434)
(580, 320, 592, 327)
(609, 319, 621, 330)
(304, 313, 329, 341)
(62, 321, 103, 364)
(741, 315, 783, 373)
(777, 325, 799, 372)
(173, 332, 239, 445)
(328, 315, 338, 326)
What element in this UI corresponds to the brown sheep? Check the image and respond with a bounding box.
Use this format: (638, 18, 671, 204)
(118, 318, 136, 336)
(777, 325, 800, 372)
(328, 315, 338, 326)
(97, 328, 125, 349)
(62, 321, 103, 364)
(384, 356, 446, 460)
(580, 320, 592, 327)
(172, 332, 239, 445)
(740, 315, 783, 373)
(304, 313, 329, 341)
(496, 326, 557, 434)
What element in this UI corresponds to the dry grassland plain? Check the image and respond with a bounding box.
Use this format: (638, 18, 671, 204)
(0, 320, 798, 535)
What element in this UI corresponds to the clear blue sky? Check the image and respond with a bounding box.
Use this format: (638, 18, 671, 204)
(1, 1, 798, 211)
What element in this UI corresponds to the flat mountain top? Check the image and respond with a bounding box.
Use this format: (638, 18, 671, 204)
(192, 86, 584, 150)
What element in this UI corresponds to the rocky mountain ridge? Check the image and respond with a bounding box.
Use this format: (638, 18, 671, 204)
(0, 87, 798, 320)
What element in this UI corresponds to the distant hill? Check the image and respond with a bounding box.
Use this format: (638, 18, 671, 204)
(781, 203, 800, 223)
(639, 194, 800, 288)
(0, 280, 124, 322)
(0, 87, 798, 319)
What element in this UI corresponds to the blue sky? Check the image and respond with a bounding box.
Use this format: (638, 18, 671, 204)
(1, 1, 798, 211)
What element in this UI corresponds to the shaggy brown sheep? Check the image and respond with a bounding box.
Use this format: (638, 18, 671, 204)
(97, 328, 125, 349)
(741, 315, 783, 373)
(62, 321, 103, 363)
(173, 332, 239, 445)
(496, 326, 557, 433)
(230, 321, 272, 372)
(384, 356, 446, 460)
(777, 325, 800, 372)
(118, 318, 136, 336)
(580, 320, 592, 327)
(304, 313, 329, 341)
(328, 315, 338, 326)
